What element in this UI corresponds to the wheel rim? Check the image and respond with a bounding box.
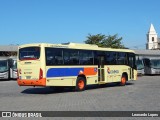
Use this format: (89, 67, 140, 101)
(78, 80, 84, 90)
(121, 77, 126, 85)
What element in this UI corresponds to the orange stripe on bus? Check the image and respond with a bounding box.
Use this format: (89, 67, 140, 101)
(83, 68, 97, 76)
(17, 78, 46, 86)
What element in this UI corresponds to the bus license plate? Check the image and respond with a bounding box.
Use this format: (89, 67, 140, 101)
(26, 76, 31, 79)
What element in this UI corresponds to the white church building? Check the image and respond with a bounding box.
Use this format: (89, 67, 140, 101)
(146, 24, 160, 50)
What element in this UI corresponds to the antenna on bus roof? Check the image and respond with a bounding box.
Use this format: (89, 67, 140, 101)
(61, 42, 71, 45)
(61, 42, 77, 46)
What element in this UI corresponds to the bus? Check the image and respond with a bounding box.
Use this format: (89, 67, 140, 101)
(10, 57, 17, 79)
(136, 59, 144, 76)
(0, 57, 10, 80)
(17, 43, 137, 91)
(0, 57, 17, 80)
(143, 58, 160, 75)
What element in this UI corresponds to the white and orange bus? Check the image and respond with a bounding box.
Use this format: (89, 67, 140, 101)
(17, 43, 137, 91)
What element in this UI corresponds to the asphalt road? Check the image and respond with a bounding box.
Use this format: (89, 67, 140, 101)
(0, 76, 160, 120)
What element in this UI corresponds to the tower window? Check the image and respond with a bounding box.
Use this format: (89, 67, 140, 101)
(152, 37, 154, 41)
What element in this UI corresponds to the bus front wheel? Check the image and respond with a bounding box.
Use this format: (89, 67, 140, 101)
(75, 77, 86, 91)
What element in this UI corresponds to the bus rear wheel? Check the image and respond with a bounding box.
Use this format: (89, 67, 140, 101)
(75, 77, 86, 91)
(120, 74, 127, 86)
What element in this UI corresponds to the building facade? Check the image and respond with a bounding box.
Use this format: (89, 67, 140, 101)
(0, 45, 18, 57)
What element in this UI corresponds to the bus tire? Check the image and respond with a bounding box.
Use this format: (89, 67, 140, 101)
(75, 77, 86, 92)
(120, 74, 127, 86)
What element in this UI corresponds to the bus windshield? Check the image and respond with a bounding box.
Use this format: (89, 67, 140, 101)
(0, 60, 8, 72)
(19, 47, 40, 60)
(136, 60, 144, 70)
(150, 59, 160, 69)
(12, 60, 17, 69)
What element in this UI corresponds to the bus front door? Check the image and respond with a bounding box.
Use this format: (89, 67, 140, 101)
(98, 56, 105, 82)
(128, 53, 135, 79)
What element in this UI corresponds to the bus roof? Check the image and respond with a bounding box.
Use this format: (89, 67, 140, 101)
(19, 43, 135, 53)
(0, 45, 18, 52)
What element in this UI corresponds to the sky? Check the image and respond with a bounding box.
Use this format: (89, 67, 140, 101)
(0, 0, 160, 49)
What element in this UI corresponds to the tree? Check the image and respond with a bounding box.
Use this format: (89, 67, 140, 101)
(0, 51, 17, 57)
(84, 33, 126, 49)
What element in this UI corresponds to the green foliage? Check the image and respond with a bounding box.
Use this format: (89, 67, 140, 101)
(0, 51, 17, 57)
(84, 33, 126, 49)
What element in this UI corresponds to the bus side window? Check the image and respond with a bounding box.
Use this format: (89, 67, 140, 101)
(117, 52, 127, 65)
(63, 49, 79, 65)
(94, 51, 105, 65)
(129, 54, 133, 67)
(128, 53, 136, 69)
(45, 48, 63, 65)
(93, 51, 98, 65)
(79, 50, 94, 65)
(105, 52, 116, 65)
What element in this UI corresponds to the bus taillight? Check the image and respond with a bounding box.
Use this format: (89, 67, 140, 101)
(17, 69, 21, 79)
(39, 68, 43, 79)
